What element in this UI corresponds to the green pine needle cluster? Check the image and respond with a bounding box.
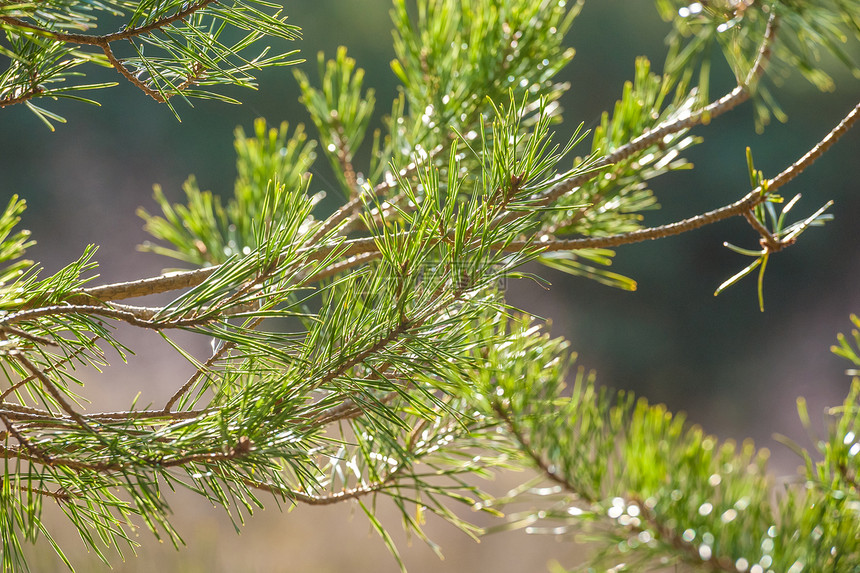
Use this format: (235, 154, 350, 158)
(0, 0, 301, 126)
(480, 316, 860, 572)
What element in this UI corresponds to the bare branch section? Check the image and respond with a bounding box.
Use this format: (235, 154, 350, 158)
(521, 98, 858, 253)
(535, 12, 779, 207)
(0, 0, 217, 46)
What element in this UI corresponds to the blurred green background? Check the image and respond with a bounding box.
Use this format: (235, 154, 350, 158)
(1, 0, 859, 570)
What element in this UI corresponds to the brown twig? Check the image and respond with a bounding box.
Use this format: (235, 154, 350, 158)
(71, 267, 218, 303)
(0, 342, 94, 401)
(769, 100, 860, 190)
(0, 0, 217, 104)
(13, 352, 99, 435)
(222, 465, 403, 505)
(491, 399, 593, 501)
(101, 42, 168, 103)
(0, 83, 44, 108)
(0, 438, 248, 473)
(537, 12, 779, 208)
(0, 411, 55, 465)
(306, 148, 438, 247)
(161, 320, 260, 412)
(742, 210, 787, 252)
(506, 98, 858, 254)
(1, 303, 223, 330)
(310, 251, 383, 283)
(0, 404, 205, 423)
(0, 325, 59, 347)
(313, 389, 402, 426)
(0, 0, 217, 46)
(629, 495, 742, 572)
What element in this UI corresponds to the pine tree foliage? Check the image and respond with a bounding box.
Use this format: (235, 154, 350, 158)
(0, 0, 859, 571)
(0, 0, 300, 126)
(482, 317, 860, 572)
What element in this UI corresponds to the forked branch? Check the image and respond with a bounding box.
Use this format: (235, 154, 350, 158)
(62, 16, 785, 305)
(524, 98, 858, 253)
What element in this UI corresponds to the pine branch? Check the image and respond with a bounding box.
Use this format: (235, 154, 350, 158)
(0, 0, 300, 120)
(72, 89, 856, 306)
(514, 98, 859, 252)
(0, 2, 219, 47)
(2, 0, 859, 570)
(225, 461, 407, 506)
(58, 16, 789, 306)
(475, 316, 860, 572)
(537, 11, 778, 210)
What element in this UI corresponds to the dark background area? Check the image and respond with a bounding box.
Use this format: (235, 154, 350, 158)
(1, 1, 859, 571)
